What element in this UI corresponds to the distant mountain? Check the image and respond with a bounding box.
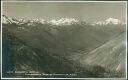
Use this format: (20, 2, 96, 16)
(95, 18, 125, 26)
(49, 18, 79, 25)
(2, 15, 125, 27)
(2, 15, 26, 25)
(2, 15, 17, 24)
(2, 15, 79, 26)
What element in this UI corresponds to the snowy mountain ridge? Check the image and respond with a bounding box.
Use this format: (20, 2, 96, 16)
(95, 18, 125, 25)
(49, 18, 79, 25)
(2, 15, 125, 26)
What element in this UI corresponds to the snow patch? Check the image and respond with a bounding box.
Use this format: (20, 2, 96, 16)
(49, 18, 79, 25)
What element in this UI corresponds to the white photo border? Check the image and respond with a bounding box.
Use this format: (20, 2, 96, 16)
(1, 1, 127, 79)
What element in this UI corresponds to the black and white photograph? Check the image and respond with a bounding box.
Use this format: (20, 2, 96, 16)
(1, 1, 127, 79)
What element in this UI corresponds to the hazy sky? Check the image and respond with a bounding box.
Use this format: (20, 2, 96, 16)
(2, 2, 126, 22)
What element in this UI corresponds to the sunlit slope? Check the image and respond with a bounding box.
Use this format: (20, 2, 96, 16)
(78, 31, 126, 74)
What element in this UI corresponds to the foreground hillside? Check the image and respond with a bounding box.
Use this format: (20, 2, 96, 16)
(2, 16, 126, 78)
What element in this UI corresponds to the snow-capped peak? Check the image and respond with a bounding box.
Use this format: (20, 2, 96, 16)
(105, 18, 122, 25)
(29, 19, 46, 23)
(95, 18, 124, 25)
(49, 18, 79, 25)
(2, 15, 12, 24)
(2, 15, 20, 24)
(18, 19, 26, 23)
(26, 19, 47, 26)
(2, 15, 125, 26)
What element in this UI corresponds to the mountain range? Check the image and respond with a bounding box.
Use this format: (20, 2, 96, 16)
(95, 18, 125, 25)
(2, 15, 126, 78)
(2, 15, 125, 26)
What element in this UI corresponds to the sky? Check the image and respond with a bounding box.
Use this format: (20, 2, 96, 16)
(2, 2, 126, 22)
